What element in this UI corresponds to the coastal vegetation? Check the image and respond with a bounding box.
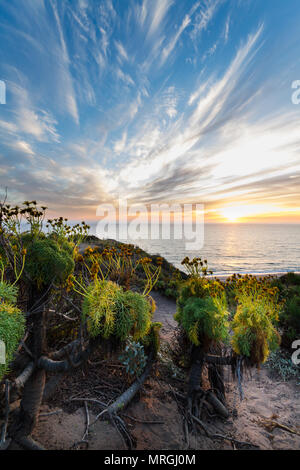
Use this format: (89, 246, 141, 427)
(0, 200, 298, 450)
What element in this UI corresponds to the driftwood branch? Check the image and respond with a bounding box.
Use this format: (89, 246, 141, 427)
(92, 355, 154, 424)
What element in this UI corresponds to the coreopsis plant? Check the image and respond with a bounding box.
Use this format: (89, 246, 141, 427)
(69, 247, 161, 346)
(77, 244, 162, 293)
(81, 279, 152, 341)
(175, 275, 229, 348)
(0, 199, 91, 449)
(230, 275, 282, 365)
(181, 256, 213, 277)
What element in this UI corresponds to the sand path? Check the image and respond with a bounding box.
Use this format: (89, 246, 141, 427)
(33, 292, 300, 450)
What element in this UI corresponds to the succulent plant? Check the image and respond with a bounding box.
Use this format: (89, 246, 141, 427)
(119, 339, 147, 377)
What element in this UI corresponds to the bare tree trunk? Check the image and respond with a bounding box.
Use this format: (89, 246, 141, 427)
(10, 287, 48, 447)
(188, 346, 204, 396)
(187, 345, 229, 418)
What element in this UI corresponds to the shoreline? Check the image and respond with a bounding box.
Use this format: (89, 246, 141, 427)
(207, 271, 300, 280)
(81, 237, 299, 281)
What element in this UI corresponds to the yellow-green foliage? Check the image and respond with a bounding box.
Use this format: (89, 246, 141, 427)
(82, 280, 152, 341)
(175, 277, 229, 347)
(178, 276, 212, 302)
(24, 238, 74, 287)
(0, 281, 18, 304)
(0, 302, 25, 380)
(231, 275, 281, 365)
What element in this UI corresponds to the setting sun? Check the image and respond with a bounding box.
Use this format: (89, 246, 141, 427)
(219, 204, 277, 223)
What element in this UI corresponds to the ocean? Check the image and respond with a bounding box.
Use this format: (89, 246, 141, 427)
(87, 222, 300, 277)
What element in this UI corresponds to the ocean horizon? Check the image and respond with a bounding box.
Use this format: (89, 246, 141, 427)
(83, 222, 300, 277)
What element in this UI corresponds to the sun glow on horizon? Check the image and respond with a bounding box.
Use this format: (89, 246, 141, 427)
(219, 204, 279, 223)
(217, 204, 300, 223)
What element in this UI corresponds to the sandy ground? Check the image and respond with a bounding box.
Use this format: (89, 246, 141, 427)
(32, 292, 300, 451)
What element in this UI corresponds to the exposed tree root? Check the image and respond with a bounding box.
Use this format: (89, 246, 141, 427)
(205, 391, 229, 419)
(96, 355, 154, 419)
(190, 414, 259, 448)
(17, 435, 45, 451)
(68, 355, 155, 449)
(121, 414, 164, 425)
(82, 401, 90, 442)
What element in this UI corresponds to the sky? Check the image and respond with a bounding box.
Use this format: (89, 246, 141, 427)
(0, 0, 300, 223)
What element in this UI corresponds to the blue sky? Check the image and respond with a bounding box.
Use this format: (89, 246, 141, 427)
(0, 0, 300, 222)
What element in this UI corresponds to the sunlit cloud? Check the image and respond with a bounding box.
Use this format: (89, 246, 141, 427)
(146, 0, 174, 38)
(14, 140, 35, 156)
(0, 0, 299, 223)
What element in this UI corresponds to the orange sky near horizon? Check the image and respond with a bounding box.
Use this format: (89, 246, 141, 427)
(44, 204, 300, 225)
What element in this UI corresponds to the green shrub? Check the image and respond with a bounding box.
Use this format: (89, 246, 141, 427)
(231, 276, 281, 365)
(174, 276, 229, 347)
(0, 281, 18, 304)
(156, 279, 181, 300)
(279, 272, 300, 287)
(280, 293, 300, 345)
(231, 304, 281, 365)
(177, 276, 211, 304)
(272, 274, 300, 346)
(0, 302, 25, 380)
(82, 280, 152, 341)
(24, 238, 74, 287)
(175, 296, 229, 347)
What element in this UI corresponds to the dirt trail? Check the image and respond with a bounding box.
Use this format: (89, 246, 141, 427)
(33, 292, 300, 450)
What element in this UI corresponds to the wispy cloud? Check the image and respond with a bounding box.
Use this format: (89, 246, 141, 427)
(0, 0, 299, 222)
(160, 14, 191, 65)
(147, 0, 174, 37)
(114, 131, 127, 154)
(14, 140, 35, 156)
(50, 0, 79, 124)
(190, 0, 221, 39)
(116, 68, 135, 86)
(224, 15, 230, 42)
(115, 40, 129, 62)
